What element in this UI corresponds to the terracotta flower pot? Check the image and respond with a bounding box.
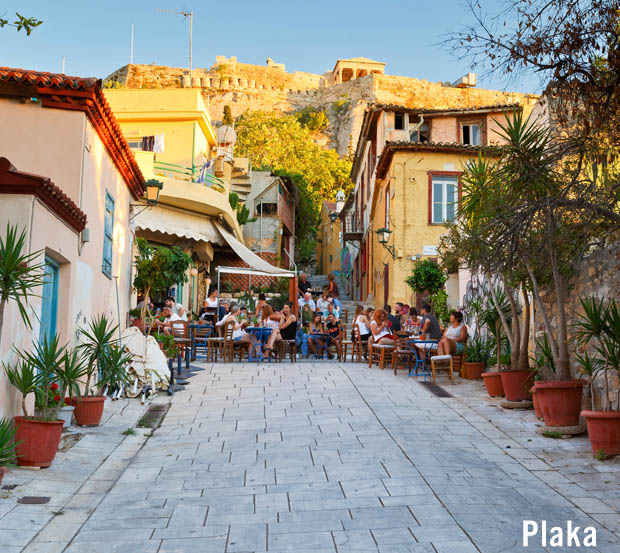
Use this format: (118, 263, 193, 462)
(581, 410, 620, 456)
(500, 369, 534, 402)
(535, 380, 585, 427)
(0, 466, 8, 484)
(482, 371, 504, 397)
(463, 362, 484, 380)
(531, 387, 543, 419)
(13, 416, 64, 468)
(71, 396, 106, 426)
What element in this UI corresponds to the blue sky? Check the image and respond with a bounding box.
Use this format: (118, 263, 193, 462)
(0, 1, 540, 93)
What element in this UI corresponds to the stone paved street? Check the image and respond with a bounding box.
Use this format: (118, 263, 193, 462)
(2, 361, 619, 553)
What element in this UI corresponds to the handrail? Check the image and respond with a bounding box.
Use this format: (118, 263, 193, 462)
(153, 160, 226, 190)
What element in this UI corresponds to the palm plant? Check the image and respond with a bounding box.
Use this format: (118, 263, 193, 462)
(98, 346, 133, 397)
(0, 418, 19, 466)
(4, 357, 38, 418)
(58, 349, 87, 400)
(0, 224, 45, 341)
(77, 315, 118, 396)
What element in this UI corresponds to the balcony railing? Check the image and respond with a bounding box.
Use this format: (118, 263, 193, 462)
(342, 210, 363, 241)
(153, 161, 226, 192)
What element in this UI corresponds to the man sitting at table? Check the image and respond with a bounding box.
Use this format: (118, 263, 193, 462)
(165, 296, 187, 321)
(420, 304, 442, 340)
(152, 307, 182, 336)
(323, 302, 340, 321)
(216, 302, 235, 329)
(325, 313, 342, 360)
(298, 292, 316, 312)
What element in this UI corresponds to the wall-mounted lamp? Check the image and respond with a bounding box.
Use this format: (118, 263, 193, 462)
(190, 267, 199, 277)
(130, 179, 163, 221)
(375, 227, 395, 259)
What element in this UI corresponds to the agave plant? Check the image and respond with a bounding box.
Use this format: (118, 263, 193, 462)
(0, 418, 19, 467)
(0, 224, 45, 339)
(77, 315, 118, 397)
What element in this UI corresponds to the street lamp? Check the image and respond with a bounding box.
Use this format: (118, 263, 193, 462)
(130, 179, 163, 221)
(375, 227, 395, 259)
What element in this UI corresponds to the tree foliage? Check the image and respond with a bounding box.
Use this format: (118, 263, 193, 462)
(0, 12, 42, 35)
(235, 110, 353, 204)
(222, 105, 234, 126)
(229, 192, 255, 225)
(405, 259, 447, 296)
(295, 107, 329, 132)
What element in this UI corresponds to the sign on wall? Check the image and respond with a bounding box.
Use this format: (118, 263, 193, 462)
(422, 245, 438, 256)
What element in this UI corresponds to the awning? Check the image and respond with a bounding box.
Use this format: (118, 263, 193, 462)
(215, 222, 296, 276)
(134, 205, 224, 245)
(216, 266, 296, 279)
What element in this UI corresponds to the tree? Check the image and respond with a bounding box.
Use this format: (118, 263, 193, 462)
(448, 1, 620, 147)
(222, 105, 234, 126)
(405, 259, 450, 322)
(235, 111, 353, 204)
(133, 239, 192, 320)
(0, 224, 44, 346)
(0, 12, 42, 35)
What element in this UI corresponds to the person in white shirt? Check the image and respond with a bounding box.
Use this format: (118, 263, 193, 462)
(152, 307, 182, 335)
(298, 292, 316, 312)
(165, 296, 187, 321)
(316, 288, 330, 313)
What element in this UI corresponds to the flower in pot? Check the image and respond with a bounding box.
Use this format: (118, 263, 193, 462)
(576, 296, 620, 456)
(463, 336, 489, 380)
(0, 418, 19, 484)
(4, 335, 71, 467)
(74, 315, 118, 426)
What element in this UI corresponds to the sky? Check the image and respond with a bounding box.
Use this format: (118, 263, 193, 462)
(0, 0, 540, 94)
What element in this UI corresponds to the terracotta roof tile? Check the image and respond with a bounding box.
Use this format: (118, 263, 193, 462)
(324, 201, 337, 212)
(0, 67, 98, 90)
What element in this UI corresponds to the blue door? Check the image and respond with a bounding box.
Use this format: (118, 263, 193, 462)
(39, 257, 59, 345)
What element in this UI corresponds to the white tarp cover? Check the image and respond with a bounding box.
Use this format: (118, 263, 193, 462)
(215, 222, 295, 276)
(122, 327, 169, 396)
(135, 205, 223, 245)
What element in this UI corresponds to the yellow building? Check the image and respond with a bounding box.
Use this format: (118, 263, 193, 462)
(104, 88, 243, 313)
(316, 201, 342, 275)
(342, 101, 538, 307)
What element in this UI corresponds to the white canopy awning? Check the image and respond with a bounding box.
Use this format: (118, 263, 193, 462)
(216, 266, 296, 279)
(214, 222, 296, 276)
(134, 205, 224, 245)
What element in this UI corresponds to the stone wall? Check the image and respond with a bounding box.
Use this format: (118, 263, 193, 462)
(538, 242, 620, 409)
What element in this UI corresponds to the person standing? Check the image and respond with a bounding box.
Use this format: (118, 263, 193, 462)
(327, 273, 339, 299)
(298, 272, 311, 297)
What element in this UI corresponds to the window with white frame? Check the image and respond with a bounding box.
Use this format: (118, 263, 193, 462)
(461, 122, 481, 145)
(431, 175, 458, 224)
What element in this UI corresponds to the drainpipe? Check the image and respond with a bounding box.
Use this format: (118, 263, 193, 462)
(410, 115, 424, 142)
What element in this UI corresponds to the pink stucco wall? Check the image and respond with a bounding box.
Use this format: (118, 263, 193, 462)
(0, 100, 135, 419)
(430, 117, 457, 143)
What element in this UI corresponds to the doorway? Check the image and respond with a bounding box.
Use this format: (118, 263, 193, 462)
(39, 257, 59, 344)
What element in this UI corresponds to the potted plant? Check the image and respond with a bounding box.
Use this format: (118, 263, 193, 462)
(160, 334, 178, 362)
(73, 315, 118, 426)
(0, 418, 19, 484)
(99, 345, 134, 400)
(576, 297, 620, 456)
(463, 336, 489, 380)
(4, 336, 69, 467)
(480, 293, 509, 397)
(129, 307, 144, 332)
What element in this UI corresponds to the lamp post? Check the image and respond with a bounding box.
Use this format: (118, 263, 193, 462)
(130, 179, 163, 221)
(375, 227, 396, 259)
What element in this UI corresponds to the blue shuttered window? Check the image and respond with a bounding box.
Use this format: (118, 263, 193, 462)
(102, 192, 114, 278)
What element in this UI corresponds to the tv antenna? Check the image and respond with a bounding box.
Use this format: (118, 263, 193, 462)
(156, 8, 193, 81)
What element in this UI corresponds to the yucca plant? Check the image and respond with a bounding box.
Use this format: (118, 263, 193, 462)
(98, 345, 133, 397)
(77, 315, 118, 396)
(4, 357, 38, 418)
(0, 418, 19, 467)
(0, 224, 45, 341)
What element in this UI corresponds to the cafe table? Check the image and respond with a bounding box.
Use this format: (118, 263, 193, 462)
(408, 340, 438, 377)
(245, 326, 273, 362)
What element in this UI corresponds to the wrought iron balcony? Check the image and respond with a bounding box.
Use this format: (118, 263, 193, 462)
(342, 210, 363, 241)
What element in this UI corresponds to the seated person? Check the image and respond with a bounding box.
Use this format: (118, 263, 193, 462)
(255, 293, 268, 320)
(353, 305, 372, 342)
(216, 302, 235, 329)
(224, 305, 252, 355)
(275, 302, 297, 349)
(437, 311, 468, 356)
(316, 287, 330, 313)
(165, 296, 187, 321)
(152, 307, 182, 336)
(239, 306, 248, 320)
(369, 309, 394, 346)
(298, 292, 316, 311)
(307, 313, 326, 357)
(323, 302, 340, 321)
(261, 304, 283, 354)
(325, 313, 342, 360)
(218, 300, 229, 322)
(420, 304, 442, 340)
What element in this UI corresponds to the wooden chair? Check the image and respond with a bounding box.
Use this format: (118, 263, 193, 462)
(348, 324, 361, 363)
(430, 354, 455, 384)
(368, 339, 394, 370)
(207, 323, 225, 362)
(223, 319, 236, 363)
(170, 320, 192, 370)
(191, 324, 212, 361)
(340, 324, 353, 362)
(392, 335, 417, 376)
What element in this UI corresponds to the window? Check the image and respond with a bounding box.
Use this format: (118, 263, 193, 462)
(461, 123, 481, 145)
(102, 192, 114, 278)
(394, 112, 405, 130)
(430, 175, 458, 224)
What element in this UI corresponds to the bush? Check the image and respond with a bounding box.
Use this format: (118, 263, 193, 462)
(406, 259, 447, 295)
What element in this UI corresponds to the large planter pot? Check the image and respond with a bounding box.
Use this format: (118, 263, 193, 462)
(482, 371, 504, 397)
(57, 405, 75, 428)
(535, 380, 585, 427)
(500, 369, 534, 402)
(71, 396, 106, 426)
(581, 410, 620, 456)
(463, 362, 484, 380)
(13, 416, 64, 468)
(0, 466, 8, 485)
(531, 387, 543, 419)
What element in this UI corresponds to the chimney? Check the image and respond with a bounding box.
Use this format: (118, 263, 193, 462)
(452, 73, 477, 88)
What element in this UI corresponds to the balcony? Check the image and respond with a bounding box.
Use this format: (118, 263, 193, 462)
(278, 183, 295, 235)
(342, 210, 363, 241)
(153, 160, 227, 193)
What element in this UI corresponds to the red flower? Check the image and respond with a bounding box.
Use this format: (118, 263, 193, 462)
(64, 397, 71, 405)
(51, 383, 59, 390)
(54, 395, 61, 402)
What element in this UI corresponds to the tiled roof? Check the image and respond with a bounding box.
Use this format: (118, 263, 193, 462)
(376, 141, 501, 178)
(0, 157, 87, 233)
(0, 67, 98, 90)
(0, 67, 144, 199)
(370, 102, 522, 115)
(323, 201, 337, 212)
